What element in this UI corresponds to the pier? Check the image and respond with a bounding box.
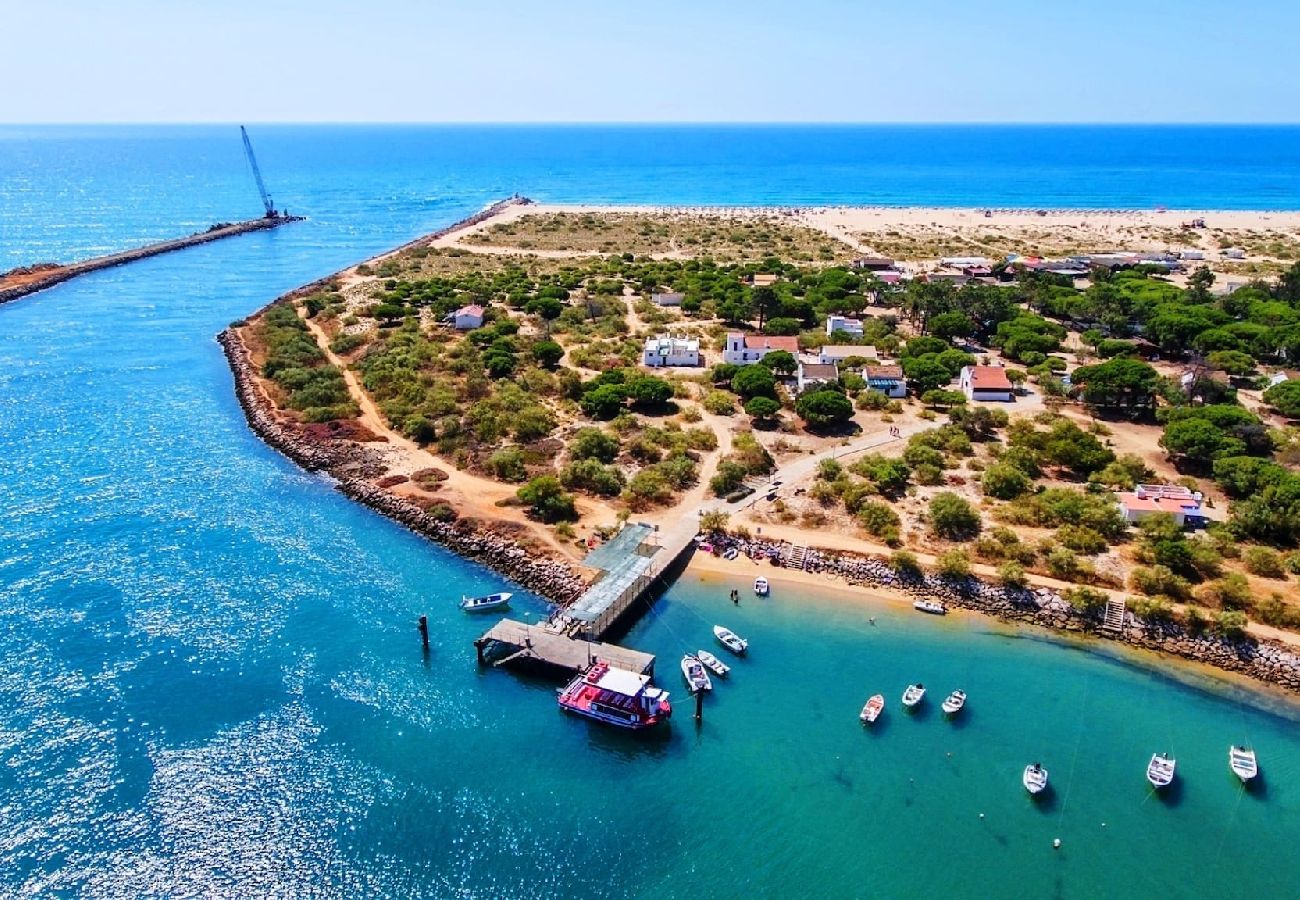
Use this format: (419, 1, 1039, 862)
(475, 520, 698, 677)
(0, 215, 302, 306)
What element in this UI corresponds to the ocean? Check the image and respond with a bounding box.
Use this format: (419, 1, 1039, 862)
(2, 125, 1299, 898)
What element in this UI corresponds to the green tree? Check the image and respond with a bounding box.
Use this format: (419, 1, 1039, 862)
(1263, 380, 1300, 418)
(580, 384, 628, 419)
(532, 340, 564, 368)
(626, 376, 674, 409)
(752, 285, 781, 330)
(516, 476, 577, 522)
(928, 311, 974, 340)
(731, 364, 777, 399)
(571, 427, 620, 462)
(525, 296, 565, 321)
(761, 350, 797, 376)
(1071, 358, 1160, 411)
(1206, 350, 1254, 376)
(744, 396, 781, 421)
(929, 492, 981, 540)
(796, 390, 854, 428)
(921, 389, 967, 409)
(1160, 418, 1244, 464)
(982, 462, 1032, 500)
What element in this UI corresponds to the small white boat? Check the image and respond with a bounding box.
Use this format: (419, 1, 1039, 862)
(1229, 745, 1258, 783)
(713, 625, 749, 655)
(1023, 763, 1049, 795)
(723, 547, 740, 560)
(902, 683, 926, 708)
(1147, 753, 1177, 789)
(913, 600, 947, 615)
(754, 577, 770, 596)
(941, 690, 966, 716)
(681, 655, 713, 693)
(696, 650, 730, 677)
(459, 591, 512, 613)
(860, 694, 885, 724)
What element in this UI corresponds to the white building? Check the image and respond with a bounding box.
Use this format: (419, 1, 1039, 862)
(1117, 484, 1205, 527)
(652, 292, 684, 307)
(863, 365, 907, 398)
(722, 333, 799, 365)
(642, 335, 700, 367)
(818, 345, 876, 366)
(826, 315, 864, 337)
(797, 362, 839, 392)
(959, 365, 1014, 402)
(450, 304, 485, 330)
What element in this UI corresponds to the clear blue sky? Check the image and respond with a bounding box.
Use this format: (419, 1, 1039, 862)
(5, 0, 1298, 123)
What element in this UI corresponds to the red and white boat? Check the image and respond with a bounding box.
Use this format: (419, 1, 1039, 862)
(557, 661, 672, 730)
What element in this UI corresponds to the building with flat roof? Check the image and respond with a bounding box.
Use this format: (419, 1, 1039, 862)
(826, 315, 864, 337)
(641, 334, 700, 367)
(863, 364, 906, 398)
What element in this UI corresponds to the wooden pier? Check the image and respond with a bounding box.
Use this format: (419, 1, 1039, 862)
(475, 618, 656, 675)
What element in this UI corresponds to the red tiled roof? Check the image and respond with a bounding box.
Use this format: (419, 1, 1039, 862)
(864, 365, 903, 379)
(456, 304, 484, 317)
(1119, 493, 1200, 514)
(966, 366, 1012, 391)
(742, 335, 799, 352)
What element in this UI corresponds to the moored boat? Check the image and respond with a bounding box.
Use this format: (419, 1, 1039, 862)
(713, 625, 749, 655)
(941, 690, 966, 716)
(1147, 752, 1177, 789)
(696, 650, 730, 677)
(1023, 763, 1049, 795)
(754, 577, 770, 596)
(681, 654, 713, 693)
(860, 694, 885, 724)
(723, 547, 740, 560)
(902, 683, 926, 708)
(913, 600, 947, 615)
(557, 661, 672, 730)
(1229, 745, 1258, 783)
(459, 591, 512, 613)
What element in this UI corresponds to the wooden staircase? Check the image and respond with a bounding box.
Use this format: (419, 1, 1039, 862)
(1101, 598, 1127, 634)
(783, 544, 809, 570)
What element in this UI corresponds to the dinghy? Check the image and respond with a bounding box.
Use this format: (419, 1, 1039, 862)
(1023, 763, 1049, 795)
(901, 683, 926, 708)
(1147, 753, 1177, 789)
(696, 650, 730, 677)
(459, 591, 512, 613)
(753, 577, 770, 596)
(941, 690, 966, 716)
(913, 600, 946, 615)
(713, 625, 749, 655)
(680, 655, 713, 693)
(1229, 745, 1258, 783)
(859, 694, 884, 724)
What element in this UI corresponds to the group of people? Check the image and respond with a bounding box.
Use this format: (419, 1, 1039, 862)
(888, 426, 901, 438)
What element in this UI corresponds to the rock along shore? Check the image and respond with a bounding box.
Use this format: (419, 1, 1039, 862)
(709, 534, 1300, 696)
(217, 196, 585, 606)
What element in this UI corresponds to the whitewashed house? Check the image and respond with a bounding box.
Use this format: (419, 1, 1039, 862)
(959, 365, 1014, 402)
(722, 333, 799, 365)
(818, 345, 876, 366)
(826, 315, 864, 337)
(1117, 484, 1205, 527)
(642, 335, 700, 367)
(863, 365, 907, 398)
(450, 304, 485, 330)
(652, 292, 684, 307)
(796, 362, 839, 392)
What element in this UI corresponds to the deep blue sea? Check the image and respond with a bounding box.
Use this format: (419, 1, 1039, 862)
(3, 125, 1300, 898)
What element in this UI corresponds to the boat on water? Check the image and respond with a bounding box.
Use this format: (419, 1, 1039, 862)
(1147, 752, 1177, 789)
(1023, 763, 1049, 795)
(1229, 745, 1258, 783)
(696, 650, 730, 677)
(713, 625, 749, 655)
(941, 690, 966, 716)
(902, 683, 926, 708)
(681, 654, 713, 693)
(754, 577, 770, 596)
(557, 661, 672, 730)
(459, 591, 512, 613)
(860, 694, 885, 724)
(913, 600, 947, 615)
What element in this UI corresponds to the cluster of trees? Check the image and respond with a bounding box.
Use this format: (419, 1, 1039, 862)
(577, 370, 674, 419)
(1069, 357, 1160, 412)
(899, 336, 976, 393)
(259, 302, 356, 423)
(1158, 404, 1269, 467)
(710, 434, 775, 497)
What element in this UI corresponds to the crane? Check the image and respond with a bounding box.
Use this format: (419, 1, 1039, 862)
(240, 126, 279, 219)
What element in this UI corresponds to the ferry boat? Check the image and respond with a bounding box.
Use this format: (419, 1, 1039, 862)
(680, 655, 713, 693)
(902, 683, 926, 708)
(459, 591, 512, 613)
(1147, 752, 1177, 789)
(713, 625, 749, 655)
(860, 694, 884, 724)
(913, 599, 947, 615)
(696, 650, 730, 677)
(557, 661, 672, 730)
(1023, 763, 1049, 795)
(941, 690, 966, 716)
(754, 577, 770, 596)
(1229, 745, 1258, 783)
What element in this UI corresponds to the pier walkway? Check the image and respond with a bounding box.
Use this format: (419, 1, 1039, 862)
(474, 619, 656, 675)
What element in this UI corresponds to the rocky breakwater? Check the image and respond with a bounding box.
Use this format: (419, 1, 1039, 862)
(711, 533, 1300, 695)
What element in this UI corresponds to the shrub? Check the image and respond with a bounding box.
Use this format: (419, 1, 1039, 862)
(570, 427, 620, 463)
(561, 458, 625, 496)
(1062, 586, 1108, 616)
(703, 390, 736, 415)
(744, 396, 781, 420)
(914, 464, 944, 486)
(936, 549, 971, 577)
(1214, 610, 1249, 640)
(1197, 573, 1252, 610)
(516, 476, 577, 522)
(1056, 524, 1108, 556)
(700, 510, 730, 533)
(1132, 596, 1175, 624)
(891, 550, 922, 576)
(998, 561, 1028, 588)
(928, 492, 981, 540)
(1045, 547, 1080, 580)
(1243, 546, 1285, 578)
(817, 459, 844, 481)
(796, 390, 855, 428)
(486, 447, 528, 482)
(732, 364, 777, 399)
(1129, 565, 1192, 601)
(981, 462, 1032, 500)
(710, 460, 749, 497)
(624, 468, 673, 509)
(858, 501, 901, 538)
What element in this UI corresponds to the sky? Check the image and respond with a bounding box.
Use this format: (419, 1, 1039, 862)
(3, 0, 1299, 123)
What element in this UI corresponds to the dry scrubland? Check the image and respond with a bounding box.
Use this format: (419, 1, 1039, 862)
(235, 203, 1300, 643)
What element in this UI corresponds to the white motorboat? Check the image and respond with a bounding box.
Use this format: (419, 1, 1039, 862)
(1229, 745, 1258, 783)
(681, 655, 713, 693)
(723, 547, 740, 560)
(713, 625, 749, 655)
(1023, 763, 1049, 795)
(901, 683, 926, 708)
(941, 690, 966, 716)
(459, 591, 512, 613)
(754, 577, 770, 596)
(913, 600, 947, 615)
(860, 694, 885, 724)
(1147, 753, 1177, 789)
(696, 650, 730, 677)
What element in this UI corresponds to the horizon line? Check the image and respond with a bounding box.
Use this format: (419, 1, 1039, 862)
(5, 120, 1300, 128)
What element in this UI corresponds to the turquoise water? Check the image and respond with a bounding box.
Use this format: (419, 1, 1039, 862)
(3, 126, 1300, 896)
